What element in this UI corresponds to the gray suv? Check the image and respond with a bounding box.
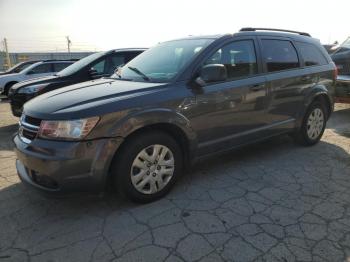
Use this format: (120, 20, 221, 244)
(14, 28, 336, 202)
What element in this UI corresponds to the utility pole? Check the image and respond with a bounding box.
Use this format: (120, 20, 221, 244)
(66, 36, 71, 57)
(3, 38, 12, 69)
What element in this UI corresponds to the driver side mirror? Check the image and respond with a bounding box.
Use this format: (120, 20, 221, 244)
(88, 68, 99, 79)
(195, 64, 227, 87)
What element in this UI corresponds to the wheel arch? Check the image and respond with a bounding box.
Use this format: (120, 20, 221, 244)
(107, 109, 197, 172)
(4, 81, 18, 94)
(297, 85, 333, 128)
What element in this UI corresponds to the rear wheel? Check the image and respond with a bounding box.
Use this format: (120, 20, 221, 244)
(111, 131, 183, 203)
(294, 100, 327, 146)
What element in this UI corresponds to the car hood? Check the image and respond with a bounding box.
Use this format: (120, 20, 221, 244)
(12, 75, 59, 90)
(24, 78, 169, 119)
(331, 50, 350, 62)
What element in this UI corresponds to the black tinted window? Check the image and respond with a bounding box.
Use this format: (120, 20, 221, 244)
(91, 59, 106, 74)
(296, 42, 328, 66)
(262, 40, 299, 72)
(205, 40, 258, 80)
(91, 55, 125, 75)
(29, 63, 52, 74)
(53, 62, 72, 72)
(126, 52, 142, 62)
(109, 55, 126, 74)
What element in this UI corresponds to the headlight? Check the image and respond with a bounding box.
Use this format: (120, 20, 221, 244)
(38, 117, 100, 140)
(18, 83, 49, 94)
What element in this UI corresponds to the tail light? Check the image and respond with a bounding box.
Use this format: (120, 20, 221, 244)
(333, 63, 338, 81)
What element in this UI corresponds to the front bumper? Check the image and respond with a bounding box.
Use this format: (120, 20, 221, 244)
(335, 75, 350, 103)
(14, 135, 124, 195)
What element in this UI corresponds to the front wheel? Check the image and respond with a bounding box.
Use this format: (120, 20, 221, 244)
(111, 131, 183, 203)
(294, 101, 327, 146)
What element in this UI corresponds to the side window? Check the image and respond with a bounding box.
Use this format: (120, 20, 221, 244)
(107, 55, 126, 74)
(204, 40, 258, 80)
(261, 40, 299, 72)
(296, 42, 328, 66)
(125, 52, 142, 63)
(53, 63, 72, 72)
(29, 63, 52, 74)
(91, 59, 106, 74)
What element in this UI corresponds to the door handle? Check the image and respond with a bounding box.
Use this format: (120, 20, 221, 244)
(250, 84, 265, 91)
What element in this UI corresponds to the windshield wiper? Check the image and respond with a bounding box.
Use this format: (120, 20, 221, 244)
(105, 76, 133, 81)
(127, 66, 150, 81)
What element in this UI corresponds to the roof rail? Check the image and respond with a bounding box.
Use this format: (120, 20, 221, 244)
(239, 27, 311, 37)
(42, 59, 79, 62)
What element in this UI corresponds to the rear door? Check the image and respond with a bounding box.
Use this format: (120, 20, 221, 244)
(258, 37, 307, 131)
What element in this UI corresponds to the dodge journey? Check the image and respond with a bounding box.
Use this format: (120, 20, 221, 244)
(14, 28, 336, 202)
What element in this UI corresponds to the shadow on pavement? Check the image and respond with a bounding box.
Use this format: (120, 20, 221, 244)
(0, 124, 17, 151)
(328, 106, 350, 138)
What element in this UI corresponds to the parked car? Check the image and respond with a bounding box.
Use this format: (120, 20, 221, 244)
(323, 42, 339, 54)
(0, 60, 41, 76)
(331, 37, 350, 75)
(330, 37, 350, 103)
(0, 60, 75, 96)
(8, 49, 146, 116)
(14, 28, 336, 203)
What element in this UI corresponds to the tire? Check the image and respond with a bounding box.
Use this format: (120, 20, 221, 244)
(294, 100, 327, 146)
(111, 131, 183, 203)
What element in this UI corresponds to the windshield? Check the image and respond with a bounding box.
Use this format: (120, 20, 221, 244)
(333, 37, 350, 54)
(56, 52, 104, 76)
(116, 38, 214, 82)
(341, 37, 350, 49)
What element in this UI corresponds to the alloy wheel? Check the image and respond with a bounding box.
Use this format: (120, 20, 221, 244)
(306, 108, 324, 140)
(130, 144, 175, 194)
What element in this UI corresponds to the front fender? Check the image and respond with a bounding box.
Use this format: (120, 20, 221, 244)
(93, 108, 197, 154)
(115, 108, 194, 136)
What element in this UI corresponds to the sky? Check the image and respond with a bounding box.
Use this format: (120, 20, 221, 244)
(0, 0, 349, 53)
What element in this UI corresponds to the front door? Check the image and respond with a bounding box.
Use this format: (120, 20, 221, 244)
(188, 39, 269, 155)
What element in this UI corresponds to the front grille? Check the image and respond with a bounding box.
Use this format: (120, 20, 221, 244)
(24, 115, 42, 126)
(22, 129, 37, 140)
(19, 114, 42, 143)
(337, 62, 350, 75)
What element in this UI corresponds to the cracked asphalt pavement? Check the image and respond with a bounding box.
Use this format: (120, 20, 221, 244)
(1, 100, 350, 262)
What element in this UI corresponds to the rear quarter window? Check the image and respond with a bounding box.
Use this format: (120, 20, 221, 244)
(295, 42, 328, 66)
(261, 39, 299, 72)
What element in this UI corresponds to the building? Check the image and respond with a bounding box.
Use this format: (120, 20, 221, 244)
(0, 52, 94, 71)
